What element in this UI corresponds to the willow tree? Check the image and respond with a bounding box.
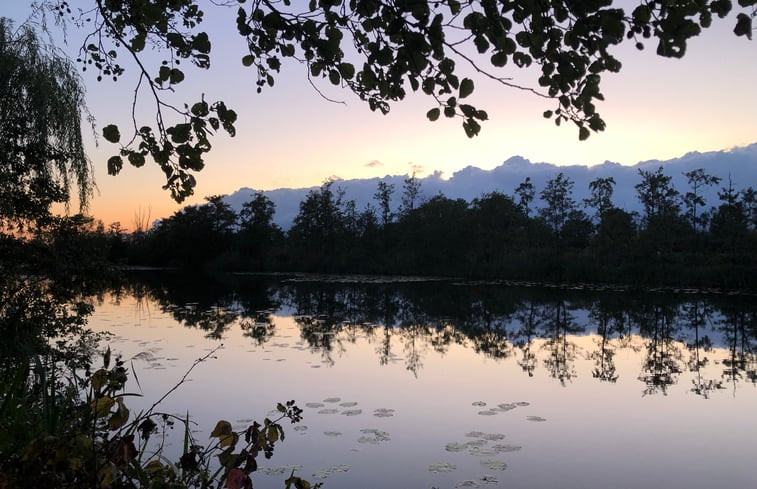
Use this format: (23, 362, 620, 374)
(0, 18, 93, 230)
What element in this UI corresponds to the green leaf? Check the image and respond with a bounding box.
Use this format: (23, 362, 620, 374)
(426, 108, 440, 121)
(579, 126, 590, 141)
(459, 78, 474, 99)
(103, 124, 120, 143)
(242, 55, 254, 67)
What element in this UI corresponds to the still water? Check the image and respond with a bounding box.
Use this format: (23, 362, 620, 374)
(92, 273, 756, 489)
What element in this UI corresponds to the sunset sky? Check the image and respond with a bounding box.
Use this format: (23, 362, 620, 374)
(6, 3, 757, 229)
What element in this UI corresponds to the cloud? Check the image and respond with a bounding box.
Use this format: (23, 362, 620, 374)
(365, 160, 383, 168)
(409, 163, 425, 176)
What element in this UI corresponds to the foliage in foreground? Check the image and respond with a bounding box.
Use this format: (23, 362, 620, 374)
(13, 0, 756, 200)
(0, 346, 315, 489)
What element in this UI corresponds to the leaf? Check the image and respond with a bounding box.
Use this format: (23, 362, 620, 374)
(108, 398, 130, 430)
(91, 368, 108, 391)
(328, 69, 340, 85)
(103, 124, 120, 143)
(242, 55, 254, 67)
(463, 119, 481, 137)
(219, 432, 239, 448)
(107, 156, 123, 176)
(267, 425, 278, 442)
(211, 420, 233, 438)
(145, 460, 164, 474)
(225, 468, 250, 489)
(734, 13, 752, 39)
(111, 435, 138, 466)
(579, 126, 591, 141)
(170, 69, 185, 84)
(459, 78, 474, 99)
(426, 108, 440, 121)
(192, 32, 211, 53)
(127, 152, 146, 168)
(491, 52, 508, 67)
(338, 62, 355, 79)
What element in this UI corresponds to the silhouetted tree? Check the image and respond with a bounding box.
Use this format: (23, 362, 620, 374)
(584, 176, 616, 224)
(400, 173, 423, 216)
(539, 172, 577, 237)
(238, 192, 283, 270)
(514, 177, 536, 218)
(683, 168, 720, 233)
(0, 19, 93, 230)
(373, 181, 395, 228)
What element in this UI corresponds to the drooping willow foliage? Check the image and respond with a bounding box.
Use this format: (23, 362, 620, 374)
(0, 17, 93, 229)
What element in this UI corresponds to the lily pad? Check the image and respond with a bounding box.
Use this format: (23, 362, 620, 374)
(526, 416, 546, 422)
(468, 446, 497, 456)
(465, 431, 486, 438)
(373, 408, 395, 418)
(480, 459, 507, 471)
(465, 439, 488, 448)
(293, 426, 308, 432)
(259, 464, 304, 476)
(317, 409, 339, 415)
(305, 403, 325, 408)
(341, 409, 362, 416)
(323, 431, 342, 437)
(429, 463, 457, 473)
(495, 403, 517, 412)
(445, 442, 468, 452)
(471, 401, 487, 407)
(312, 464, 350, 479)
(323, 397, 341, 403)
(357, 429, 390, 444)
(339, 402, 358, 407)
(492, 444, 522, 453)
(477, 410, 498, 416)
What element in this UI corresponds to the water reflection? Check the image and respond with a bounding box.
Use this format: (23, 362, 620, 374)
(113, 272, 757, 396)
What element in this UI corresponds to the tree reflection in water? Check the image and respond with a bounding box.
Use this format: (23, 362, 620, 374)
(117, 272, 757, 396)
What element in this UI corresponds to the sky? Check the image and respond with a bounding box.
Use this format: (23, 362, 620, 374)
(5, 2, 757, 229)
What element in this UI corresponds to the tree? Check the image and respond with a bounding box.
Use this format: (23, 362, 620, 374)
(0, 18, 93, 229)
(584, 176, 616, 223)
(20, 0, 754, 201)
(683, 168, 721, 233)
(373, 181, 395, 228)
(635, 166, 690, 255)
(539, 172, 576, 236)
(635, 167, 681, 225)
(514, 177, 535, 218)
(400, 173, 423, 216)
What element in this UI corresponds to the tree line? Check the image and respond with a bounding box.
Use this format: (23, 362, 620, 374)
(110, 167, 757, 289)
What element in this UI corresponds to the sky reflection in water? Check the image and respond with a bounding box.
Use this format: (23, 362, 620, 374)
(91, 276, 757, 489)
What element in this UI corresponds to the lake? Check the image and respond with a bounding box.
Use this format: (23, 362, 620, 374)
(91, 273, 757, 489)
